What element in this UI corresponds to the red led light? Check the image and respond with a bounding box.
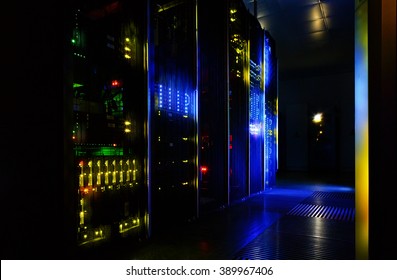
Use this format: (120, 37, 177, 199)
(111, 80, 121, 87)
(200, 166, 208, 174)
(79, 186, 91, 195)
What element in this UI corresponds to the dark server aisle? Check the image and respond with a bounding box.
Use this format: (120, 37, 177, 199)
(76, 171, 355, 260)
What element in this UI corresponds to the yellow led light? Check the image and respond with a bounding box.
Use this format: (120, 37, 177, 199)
(313, 113, 323, 123)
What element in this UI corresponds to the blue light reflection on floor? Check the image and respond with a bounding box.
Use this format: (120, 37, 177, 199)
(78, 172, 355, 260)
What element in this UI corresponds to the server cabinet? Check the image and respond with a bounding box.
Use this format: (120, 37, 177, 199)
(148, 0, 198, 230)
(248, 13, 265, 195)
(198, 0, 230, 212)
(228, 0, 250, 202)
(66, 0, 148, 248)
(264, 30, 278, 189)
(198, 0, 275, 209)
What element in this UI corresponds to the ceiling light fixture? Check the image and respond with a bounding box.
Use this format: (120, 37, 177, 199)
(318, 0, 329, 31)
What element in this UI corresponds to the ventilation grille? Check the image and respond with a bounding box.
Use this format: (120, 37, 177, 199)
(310, 191, 355, 200)
(287, 203, 355, 222)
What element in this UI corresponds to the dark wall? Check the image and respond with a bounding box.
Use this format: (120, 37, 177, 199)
(278, 71, 355, 173)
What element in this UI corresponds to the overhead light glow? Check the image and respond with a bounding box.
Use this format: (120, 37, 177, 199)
(313, 113, 323, 124)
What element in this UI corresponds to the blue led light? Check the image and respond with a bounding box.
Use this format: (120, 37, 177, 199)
(159, 84, 163, 108)
(249, 58, 263, 136)
(154, 82, 193, 117)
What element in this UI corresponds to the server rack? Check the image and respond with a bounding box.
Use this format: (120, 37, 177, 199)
(228, 0, 250, 202)
(148, 0, 198, 230)
(264, 30, 278, 189)
(248, 12, 265, 195)
(64, 0, 277, 250)
(198, 0, 229, 212)
(66, 0, 148, 248)
(198, 0, 276, 212)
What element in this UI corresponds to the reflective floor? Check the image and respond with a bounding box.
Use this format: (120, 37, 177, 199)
(78, 171, 355, 260)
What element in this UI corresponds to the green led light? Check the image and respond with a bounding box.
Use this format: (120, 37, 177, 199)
(74, 146, 124, 157)
(71, 38, 76, 44)
(73, 83, 84, 88)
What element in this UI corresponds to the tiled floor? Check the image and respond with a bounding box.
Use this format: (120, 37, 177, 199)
(78, 171, 355, 260)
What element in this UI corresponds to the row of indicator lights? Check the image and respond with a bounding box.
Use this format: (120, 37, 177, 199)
(158, 84, 190, 114)
(79, 159, 137, 187)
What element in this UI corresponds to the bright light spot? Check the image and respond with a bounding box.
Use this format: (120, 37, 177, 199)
(249, 123, 261, 135)
(201, 166, 208, 175)
(313, 113, 323, 123)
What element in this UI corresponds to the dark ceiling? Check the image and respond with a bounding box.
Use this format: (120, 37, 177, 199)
(242, 0, 355, 79)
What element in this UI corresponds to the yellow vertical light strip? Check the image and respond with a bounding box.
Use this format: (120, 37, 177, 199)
(355, 0, 369, 260)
